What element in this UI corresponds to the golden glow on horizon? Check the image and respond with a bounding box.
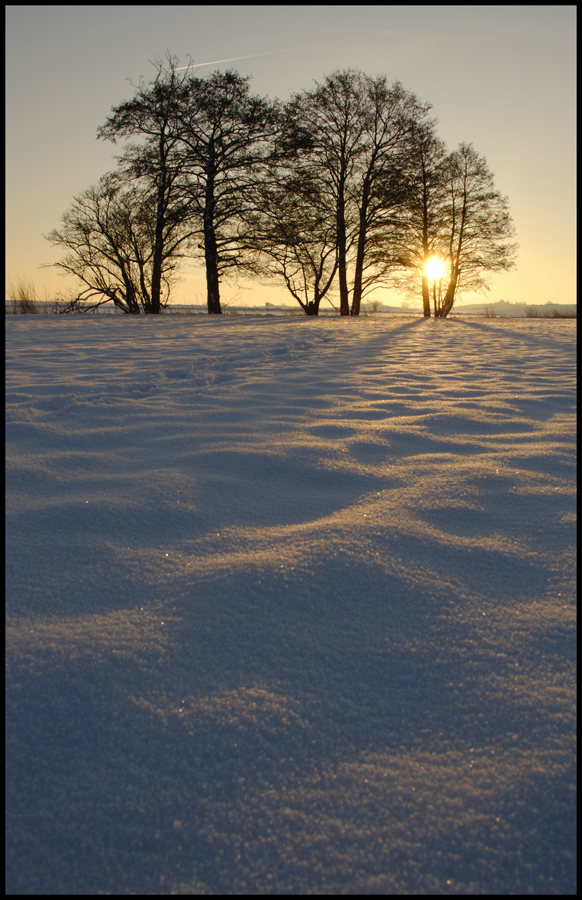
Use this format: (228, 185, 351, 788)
(424, 256, 445, 282)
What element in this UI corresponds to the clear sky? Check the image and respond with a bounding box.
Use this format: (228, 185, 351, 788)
(6, 5, 576, 308)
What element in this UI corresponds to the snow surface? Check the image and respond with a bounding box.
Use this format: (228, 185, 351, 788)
(5, 315, 576, 895)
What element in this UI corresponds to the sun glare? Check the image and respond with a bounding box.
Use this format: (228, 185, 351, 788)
(424, 256, 445, 281)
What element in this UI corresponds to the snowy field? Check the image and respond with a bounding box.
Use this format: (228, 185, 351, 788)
(5, 316, 576, 895)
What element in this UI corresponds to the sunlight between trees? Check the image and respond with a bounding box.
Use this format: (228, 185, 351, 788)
(45, 55, 517, 316)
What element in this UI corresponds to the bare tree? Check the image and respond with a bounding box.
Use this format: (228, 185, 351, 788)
(249, 156, 339, 315)
(376, 121, 449, 316)
(282, 71, 431, 316)
(46, 57, 518, 321)
(283, 71, 366, 316)
(97, 56, 196, 313)
(348, 79, 430, 316)
(382, 138, 518, 317)
(59, 59, 278, 315)
(174, 70, 280, 313)
(436, 144, 518, 316)
(45, 174, 181, 313)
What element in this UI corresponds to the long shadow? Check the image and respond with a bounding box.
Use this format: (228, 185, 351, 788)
(6, 313, 576, 894)
(453, 316, 577, 353)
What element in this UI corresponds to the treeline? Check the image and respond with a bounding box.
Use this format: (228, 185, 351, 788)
(46, 57, 518, 316)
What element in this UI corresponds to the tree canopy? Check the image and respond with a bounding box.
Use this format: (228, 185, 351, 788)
(46, 59, 517, 316)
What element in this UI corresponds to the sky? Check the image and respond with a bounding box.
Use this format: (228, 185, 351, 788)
(5, 5, 577, 308)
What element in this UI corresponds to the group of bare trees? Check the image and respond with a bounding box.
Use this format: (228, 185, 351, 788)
(46, 58, 517, 316)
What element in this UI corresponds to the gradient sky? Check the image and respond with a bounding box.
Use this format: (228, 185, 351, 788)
(6, 5, 576, 308)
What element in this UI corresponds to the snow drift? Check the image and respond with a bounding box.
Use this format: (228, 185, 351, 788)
(6, 315, 576, 894)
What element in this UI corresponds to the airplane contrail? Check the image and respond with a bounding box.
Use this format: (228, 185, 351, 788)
(173, 41, 343, 71)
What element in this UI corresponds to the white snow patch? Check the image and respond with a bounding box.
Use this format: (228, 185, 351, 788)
(6, 316, 576, 894)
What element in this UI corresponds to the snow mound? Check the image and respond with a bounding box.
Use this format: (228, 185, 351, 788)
(6, 316, 576, 894)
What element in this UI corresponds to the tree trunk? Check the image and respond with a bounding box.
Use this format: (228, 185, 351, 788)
(421, 274, 431, 316)
(350, 188, 369, 316)
(421, 188, 431, 317)
(149, 143, 167, 315)
(336, 191, 350, 316)
(204, 168, 222, 315)
(204, 227, 221, 315)
(438, 274, 457, 317)
(150, 243, 163, 314)
(125, 282, 140, 314)
(422, 275, 431, 316)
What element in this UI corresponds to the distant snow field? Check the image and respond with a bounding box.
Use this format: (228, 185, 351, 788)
(6, 316, 576, 894)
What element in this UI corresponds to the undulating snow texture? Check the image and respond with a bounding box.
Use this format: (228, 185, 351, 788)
(6, 316, 576, 895)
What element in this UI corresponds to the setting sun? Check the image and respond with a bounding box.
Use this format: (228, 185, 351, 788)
(424, 256, 445, 281)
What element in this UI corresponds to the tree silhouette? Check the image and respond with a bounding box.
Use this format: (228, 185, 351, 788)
(173, 70, 280, 314)
(97, 57, 196, 313)
(45, 174, 181, 313)
(281, 71, 431, 315)
(437, 144, 518, 316)
(46, 60, 518, 318)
